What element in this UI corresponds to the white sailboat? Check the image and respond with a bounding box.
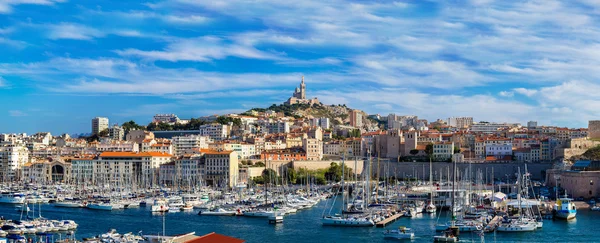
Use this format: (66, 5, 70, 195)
(425, 157, 437, 213)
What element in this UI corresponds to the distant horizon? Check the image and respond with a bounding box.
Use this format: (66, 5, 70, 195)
(0, 1, 598, 133)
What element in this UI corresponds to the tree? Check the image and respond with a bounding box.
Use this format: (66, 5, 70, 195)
(425, 143, 434, 159)
(261, 168, 277, 185)
(286, 168, 297, 184)
(98, 128, 109, 138)
(453, 146, 461, 154)
(122, 120, 144, 132)
(253, 161, 265, 167)
(409, 149, 419, 156)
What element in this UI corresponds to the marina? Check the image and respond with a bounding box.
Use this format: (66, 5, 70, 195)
(1, 199, 599, 243)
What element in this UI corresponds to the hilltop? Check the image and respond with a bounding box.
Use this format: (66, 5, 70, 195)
(242, 103, 380, 129)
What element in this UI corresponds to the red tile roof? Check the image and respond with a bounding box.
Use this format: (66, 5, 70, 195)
(185, 232, 245, 243)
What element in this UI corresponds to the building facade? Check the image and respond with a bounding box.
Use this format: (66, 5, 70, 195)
(92, 117, 109, 135)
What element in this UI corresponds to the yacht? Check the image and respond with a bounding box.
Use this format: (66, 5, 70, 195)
(54, 201, 84, 208)
(198, 208, 237, 216)
(0, 192, 25, 204)
(87, 202, 113, 211)
(151, 199, 168, 212)
(383, 227, 414, 240)
(321, 215, 375, 227)
(497, 219, 537, 232)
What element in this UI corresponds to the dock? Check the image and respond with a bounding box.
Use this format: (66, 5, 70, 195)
(484, 216, 502, 232)
(375, 213, 403, 227)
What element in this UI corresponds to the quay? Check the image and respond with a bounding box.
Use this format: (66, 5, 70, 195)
(484, 216, 502, 232)
(376, 213, 403, 227)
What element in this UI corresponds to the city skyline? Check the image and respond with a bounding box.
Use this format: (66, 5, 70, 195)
(1, 0, 599, 134)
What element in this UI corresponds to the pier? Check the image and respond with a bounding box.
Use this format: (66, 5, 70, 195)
(375, 213, 403, 227)
(484, 216, 502, 232)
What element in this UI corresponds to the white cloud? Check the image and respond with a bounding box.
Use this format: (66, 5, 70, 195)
(499, 91, 514, 97)
(0, 0, 64, 14)
(47, 23, 104, 40)
(8, 110, 27, 117)
(115, 37, 282, 62)
(163, 15, 209, 25)
(513, 88, 537, 97)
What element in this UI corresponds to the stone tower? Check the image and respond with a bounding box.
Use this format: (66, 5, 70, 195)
(300, 76, 306, 99)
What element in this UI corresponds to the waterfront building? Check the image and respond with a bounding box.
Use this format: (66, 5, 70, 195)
(303, 138, 323, 160)
(91, 117, 109, 135)
(433, 141, 454, 161)
(71, 151, 172, 187)
(0, 143, 29, 181)
(341, 138, 362, 157)
(22, 158, 71, 183)
(323, 141, 341, 156)
(203, 149, 239, 188)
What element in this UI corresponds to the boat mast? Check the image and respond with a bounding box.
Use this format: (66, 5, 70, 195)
(341, 153, 345, 215)
(451, 158, 456, 225)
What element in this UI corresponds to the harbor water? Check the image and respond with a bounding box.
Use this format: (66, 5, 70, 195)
(1, 201, 598, 243)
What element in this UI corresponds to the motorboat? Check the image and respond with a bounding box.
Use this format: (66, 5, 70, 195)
(424, 202, 437, 213)
(87, 202, 113, 211)
(180, 204, 194, 211)
(198, 208, 236, 216)
(497, 220, 537, 232)
(554, 194, 577, 220)
(383, 226, 414, 240)
(434, 227, 459, 242)
(591, 205, 600, 211)
(0, 192, 25, 204)
(151, 199, 168, 212)
(321, 215, 375, 227)
(54, 201, 84, 208)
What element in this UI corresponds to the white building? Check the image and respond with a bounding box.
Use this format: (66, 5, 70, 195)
(71, 151, 172, 187)
(172, 135, 213, 156)
(92, 117, 109, 135)
(433, 142, 455, 161)
(447, 117, 473, 129)
(303, 138, 323, 160)
(323, 141, 341, 156)
(485, 143, 513, 157)
(95, 140, 139, 152)
(258, 120, 290, 134)
(319, 117, 330, 130)
(108, 126, 125, 141)
(199, 124, 229, 141)
(0, 143, 29, 180)
(204, 150, 239, 188)
(153, 114, 180, 124)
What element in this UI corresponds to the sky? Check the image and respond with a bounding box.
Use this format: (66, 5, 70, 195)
(0, 0, 599, 134)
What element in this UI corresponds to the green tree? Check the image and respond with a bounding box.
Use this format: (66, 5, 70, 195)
(262, 168, 277, 185)
(121, 120, 144, 132)
(253, 161, 266, 167)
(286, 168, 297, 184)
(453, 146, 461, 154)
(409, 149, 419, 156)
(425, 143, 434, 159)
(98, 128, 109, 138)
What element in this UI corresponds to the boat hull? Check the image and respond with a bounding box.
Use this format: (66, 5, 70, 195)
(321, 217, 374, 227)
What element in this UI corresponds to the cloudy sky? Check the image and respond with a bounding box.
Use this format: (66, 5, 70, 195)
(0, 0, 598, 134)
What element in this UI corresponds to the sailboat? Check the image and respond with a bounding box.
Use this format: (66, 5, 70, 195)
(434, 159, 459, 242)
(425, 157, 437, 213)
(322, 155, 374, 227)
(497, 168, 537, 232)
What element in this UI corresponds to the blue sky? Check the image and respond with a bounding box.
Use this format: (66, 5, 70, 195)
(0, 0, 599, 134)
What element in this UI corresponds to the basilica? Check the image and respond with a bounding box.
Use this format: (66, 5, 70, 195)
(284, 76, 321, 105)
